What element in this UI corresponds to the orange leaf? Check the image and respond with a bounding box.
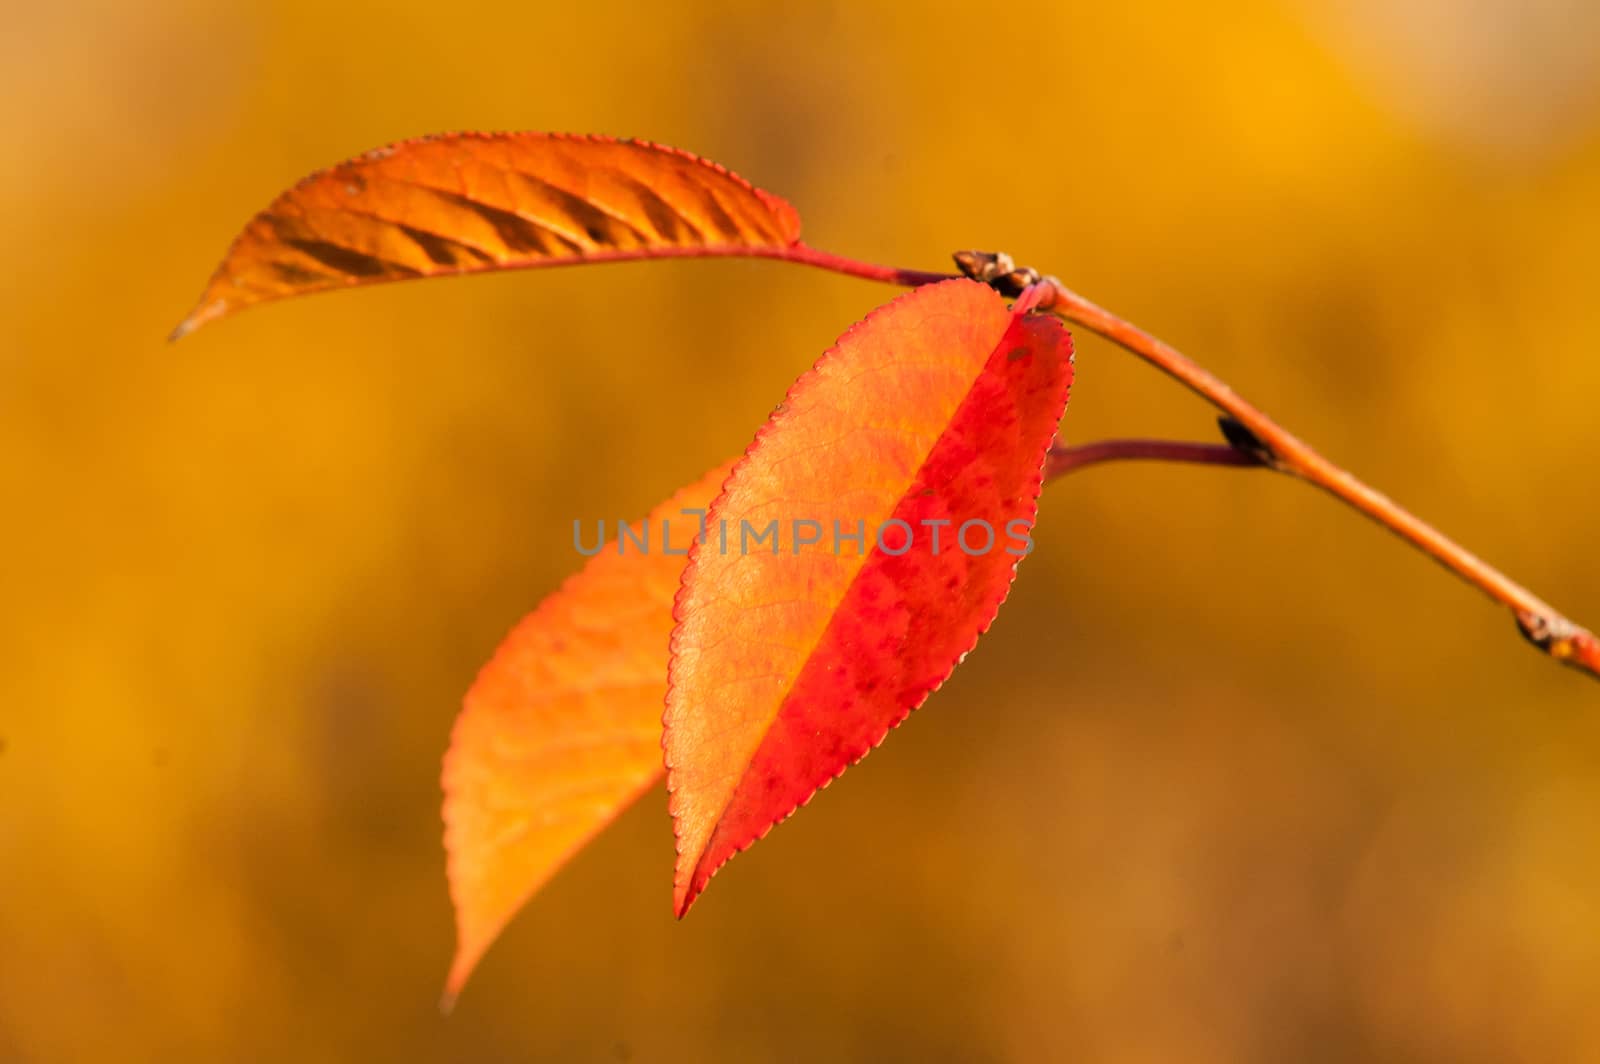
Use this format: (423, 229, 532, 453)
(440, 462, 732, 1003)
(173, 132, 801, 338)
(664, 279, 1074, 915)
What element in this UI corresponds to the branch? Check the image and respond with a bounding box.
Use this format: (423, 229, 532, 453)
(776, 250, 1596, 680)
(954, 260, 1596, 681)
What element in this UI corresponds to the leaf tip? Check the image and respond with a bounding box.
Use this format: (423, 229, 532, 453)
(671, 826, 752, 919)
(667, 828, 698, 919)
(441, 943, 478, 1010)
(168, 297, 224, 342)
(672, 873, 704, 920)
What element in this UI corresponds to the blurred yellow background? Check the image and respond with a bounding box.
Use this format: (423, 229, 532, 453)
(4, 0, 1599, 1060)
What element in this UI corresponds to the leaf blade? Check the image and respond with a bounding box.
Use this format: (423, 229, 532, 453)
(174, 132, 802, 338)
(440, 462, 732, 1002)
(664, 279, 1074, 915)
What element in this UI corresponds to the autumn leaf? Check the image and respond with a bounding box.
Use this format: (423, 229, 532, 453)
(441, 462, 732, 1003)
(172, 132, 802, 338)
(663, 279, 1074, 915)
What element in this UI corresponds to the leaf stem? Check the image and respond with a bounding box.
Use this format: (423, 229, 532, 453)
(775, 244, 955, 289)
(1044, 438, 1262, 480)
(1034, 277, 1599, 681)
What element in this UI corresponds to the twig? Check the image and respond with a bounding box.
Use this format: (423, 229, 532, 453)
(947, 254, 1597, 679)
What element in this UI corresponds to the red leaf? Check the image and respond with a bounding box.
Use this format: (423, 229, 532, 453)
(663, 279, 1074, 915)
(441, 462, 732, 1002)
(174, 132, 801, 338)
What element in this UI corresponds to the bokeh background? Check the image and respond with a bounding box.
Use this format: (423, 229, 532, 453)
(4, 0, 1599, 1060)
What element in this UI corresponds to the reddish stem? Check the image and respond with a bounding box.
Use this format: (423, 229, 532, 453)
(775, 243, 954, 289)
(1033, 279, 1599, 681)
(1045, 438, 1261, 480)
